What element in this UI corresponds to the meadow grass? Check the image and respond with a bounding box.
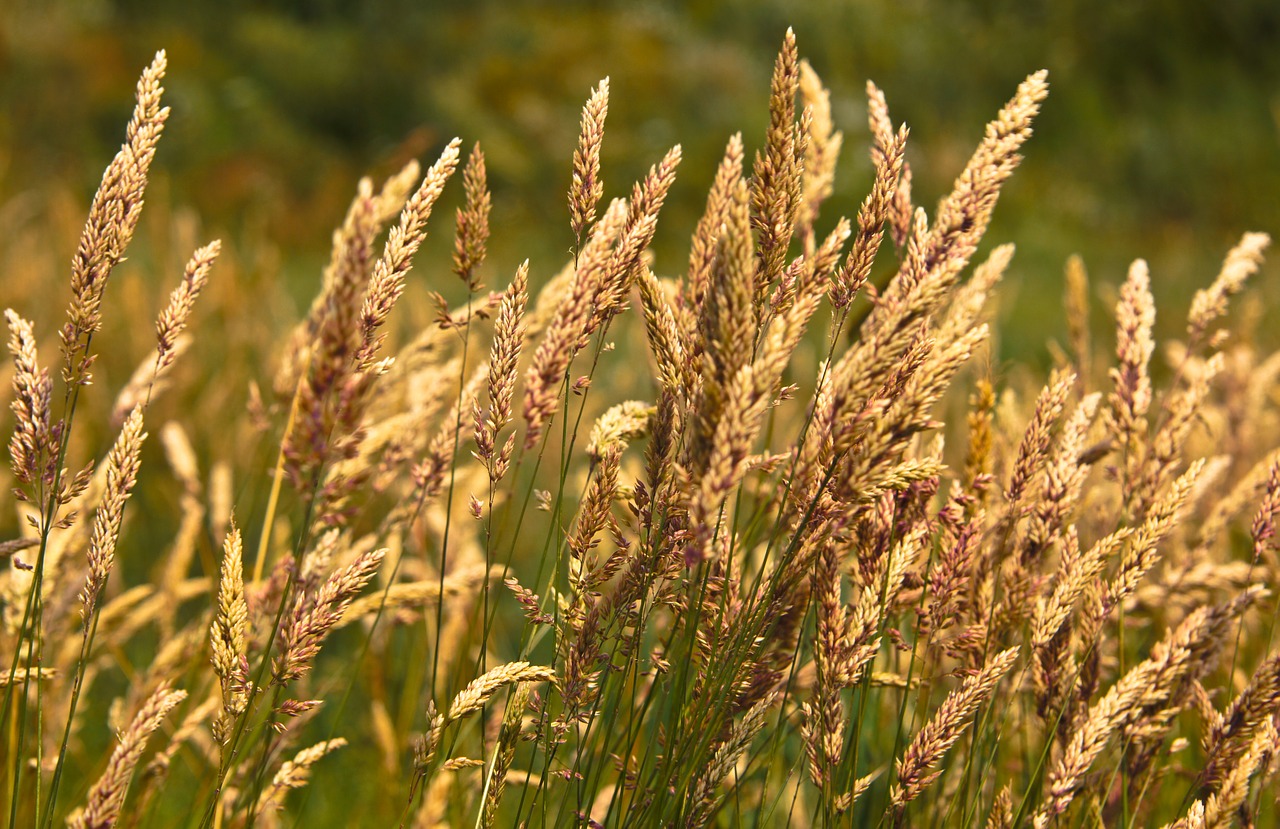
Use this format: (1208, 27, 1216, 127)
(2, 31, 1278, 828)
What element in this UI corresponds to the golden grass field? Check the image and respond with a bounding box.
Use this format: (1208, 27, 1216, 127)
(2, 29, 1278, 828)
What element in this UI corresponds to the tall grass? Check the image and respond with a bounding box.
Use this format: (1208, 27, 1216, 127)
(2, 31, 1278, 828)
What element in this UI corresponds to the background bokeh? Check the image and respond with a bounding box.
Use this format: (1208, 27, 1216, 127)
(1, 5, 1277, 821)
(1, 0, 1278, 366)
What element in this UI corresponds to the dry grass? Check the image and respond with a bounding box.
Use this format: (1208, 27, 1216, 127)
(2, 31, 1279, 829)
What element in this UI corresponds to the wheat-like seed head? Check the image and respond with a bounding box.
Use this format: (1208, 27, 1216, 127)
(1038, 588, 1264, 825)
(522, 196, 627, 448)
(892, 647, 1019, 813)
(866, 80, 916, 250)
(4, 309, 51, 487)
(479, 680, 532, 829)
(70, 683, 187, 829)
(476, 261, 529, 475)
(355, 138, 463, 371)
(1188, 231, 1270, 345)
(274, 547, 385, 683)
(211, 521, 248, 718)
(63, 51, 169, 390)
(569, 77, 609, 246)
(832, 122, 906, 309)
(797, 59, 842, 237)
(453, 142, 491, 292)
(446, 662, 554, 722)
(80, 406, 147, 620)
(256, 738, 348, 813)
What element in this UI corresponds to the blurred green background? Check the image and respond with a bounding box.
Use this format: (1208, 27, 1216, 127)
(0, 4, 1277, 820)
(1, 0, 1278, 362)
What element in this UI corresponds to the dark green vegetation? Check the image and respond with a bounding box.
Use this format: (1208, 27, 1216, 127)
(3, 2, 1278, 355)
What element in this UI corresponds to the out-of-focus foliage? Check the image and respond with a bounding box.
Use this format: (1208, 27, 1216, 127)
(1, 11, 1278, 826)
(1, 0, 1277, 355)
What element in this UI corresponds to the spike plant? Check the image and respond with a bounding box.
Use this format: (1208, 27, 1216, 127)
(2, 30, 1278, 829)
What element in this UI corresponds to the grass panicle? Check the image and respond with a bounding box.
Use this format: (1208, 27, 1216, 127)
(1, 32, 1278, 829)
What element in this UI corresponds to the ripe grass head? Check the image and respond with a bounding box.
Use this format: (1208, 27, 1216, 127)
(1, 30, 1278, 829)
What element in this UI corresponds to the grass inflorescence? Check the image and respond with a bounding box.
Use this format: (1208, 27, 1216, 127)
(2, 30, 1278, 829)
